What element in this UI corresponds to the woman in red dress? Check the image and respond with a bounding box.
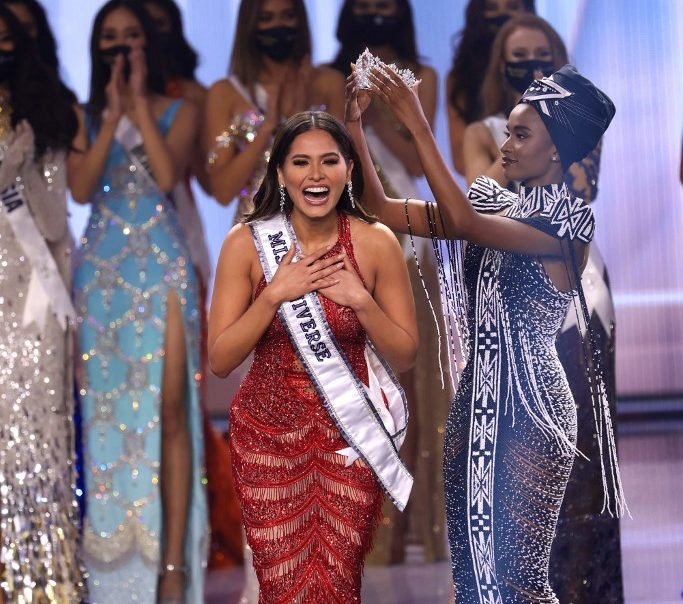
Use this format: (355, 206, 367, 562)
(208, 111, 418, 603)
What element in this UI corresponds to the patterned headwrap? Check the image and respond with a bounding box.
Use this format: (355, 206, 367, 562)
(521, 64, 616, 171)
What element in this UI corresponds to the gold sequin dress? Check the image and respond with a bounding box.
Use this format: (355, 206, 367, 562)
(0, 123, 86, 601)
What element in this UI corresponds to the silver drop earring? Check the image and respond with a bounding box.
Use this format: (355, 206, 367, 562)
(279, 183, 286, 213)
(347, 180, 356, 209)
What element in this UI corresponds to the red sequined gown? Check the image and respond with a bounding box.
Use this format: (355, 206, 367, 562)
(230, 212, 384, 603)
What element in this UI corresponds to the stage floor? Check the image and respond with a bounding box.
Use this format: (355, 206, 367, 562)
(206, 422, 683, 604)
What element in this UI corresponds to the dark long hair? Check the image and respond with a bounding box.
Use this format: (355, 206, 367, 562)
(229, 0, 311, 91)
(2, 0, 56, 68)
(2, 0, 76, 102)
(86, 0, 165, 124)
(247, 111, 376, 224)
(0, 5, 76, 156)
(448, 0, 535, 123)
(481, 14, 568, 118)
(137, 0, 198, 79)
(330, 0, 420, 77)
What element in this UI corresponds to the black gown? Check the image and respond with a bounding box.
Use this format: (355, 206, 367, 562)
(443, 176, 624, 603)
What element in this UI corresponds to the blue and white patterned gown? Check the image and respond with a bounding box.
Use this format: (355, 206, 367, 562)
(443, 176, 622, 603)
(73, 102, 207, 602)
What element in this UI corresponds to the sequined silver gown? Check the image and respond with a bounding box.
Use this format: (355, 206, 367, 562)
(444, 177, 609, 603)
(0, 141, 86, 600)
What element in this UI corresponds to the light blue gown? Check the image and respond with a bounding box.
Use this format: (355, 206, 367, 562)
(74, 101, 207, 602)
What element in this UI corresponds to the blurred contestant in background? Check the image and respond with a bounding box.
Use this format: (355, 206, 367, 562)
(205, 0, 345, 219)
(0, 5, 85, 602)
(446, 0, 534, 174)
(69, 1, 206, 600)
(139, 0, 244, 573)
(1, 0, 76, 102)
(330, 0, 448, 567)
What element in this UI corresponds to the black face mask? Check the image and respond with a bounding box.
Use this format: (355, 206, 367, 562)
(254, 26, 298, 63)
(504, 59, 555, 93)
(352, 13, 401, 47)
(484, 14, 512, 33)
(0, 49, 17, 83)
(99, 44, 132, 81)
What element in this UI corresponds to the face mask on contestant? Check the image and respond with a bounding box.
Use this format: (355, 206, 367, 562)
(99, 44, 133, 81)
(485, 13, 511, 31)
(351, 13, 400, 47)
(482, 0, 527, 33)
(254, 25, 298, 62)
(504, 58, 554, 93)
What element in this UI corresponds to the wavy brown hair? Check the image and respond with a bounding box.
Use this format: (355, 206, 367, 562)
(481, 14, 568, 118)
(246, 111, 376, 224)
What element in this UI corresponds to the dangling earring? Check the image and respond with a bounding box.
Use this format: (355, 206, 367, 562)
(279, 183, 286, 213)
(347, 180, 356, 209)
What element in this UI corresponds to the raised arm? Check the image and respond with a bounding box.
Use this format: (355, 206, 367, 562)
(204, 79, 279, 205)
(67, 55, 125, 203)
(344, 72, 452, 239)
(369, 68, 580, 259)
(130, 49, 193, 192)
(208, 225, 346, 378)
(363, 65, 438, 177)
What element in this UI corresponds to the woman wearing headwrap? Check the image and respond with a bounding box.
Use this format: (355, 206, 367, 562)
(346, 64, 627, 602)
(463, 16, 624, 602)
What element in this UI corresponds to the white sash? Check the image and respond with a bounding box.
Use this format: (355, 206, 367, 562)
(0, 182, 75, 331)
(250, 213, 413, 510)
(115, 115, 155, 186)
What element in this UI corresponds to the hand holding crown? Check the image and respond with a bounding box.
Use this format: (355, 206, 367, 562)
(354, 49, 428, 137)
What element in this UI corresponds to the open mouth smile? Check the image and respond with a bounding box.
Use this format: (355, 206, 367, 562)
(303, 186, 331, 205)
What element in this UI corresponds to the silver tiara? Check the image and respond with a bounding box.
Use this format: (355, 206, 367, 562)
(355, 48, 418, 90)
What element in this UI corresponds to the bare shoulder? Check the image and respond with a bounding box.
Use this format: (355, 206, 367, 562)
(349, 216, 402, 256)
(310, 65, 345, 99)
(207, 78, 240, 106)
(222, 221, 255, 253)
(464, 120, 491, 144)
(174, 97, 199, 121)
(417, 64, 437, 86)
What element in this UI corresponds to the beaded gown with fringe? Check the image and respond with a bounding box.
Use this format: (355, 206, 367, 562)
(442, 176, 624, 603)
(229, 212, 384, 604)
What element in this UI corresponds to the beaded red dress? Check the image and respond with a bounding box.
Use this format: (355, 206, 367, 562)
(230, 212, 384, 604)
